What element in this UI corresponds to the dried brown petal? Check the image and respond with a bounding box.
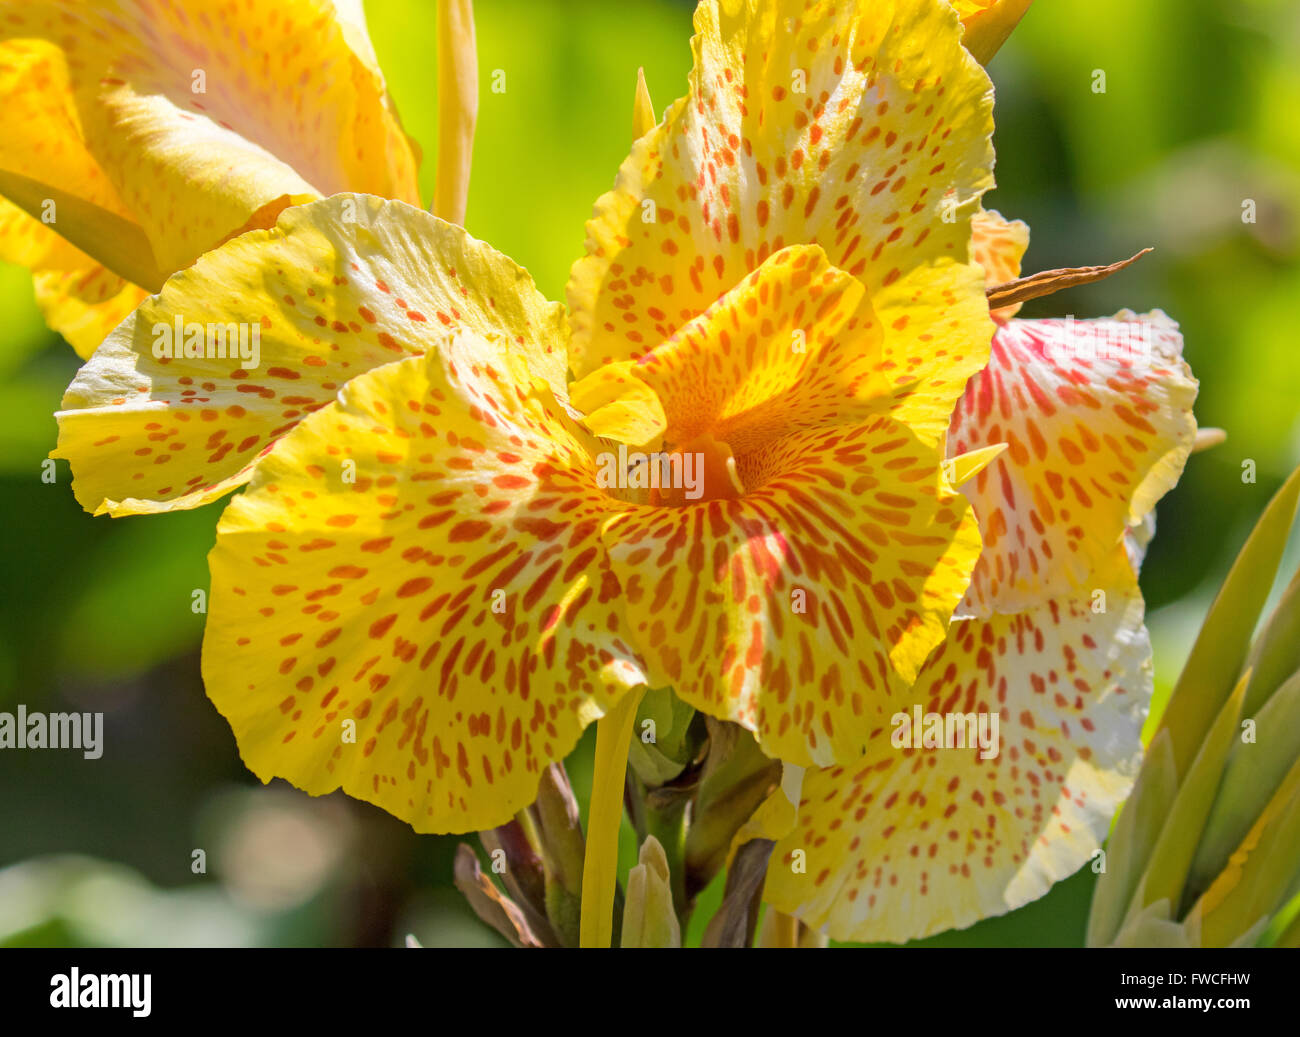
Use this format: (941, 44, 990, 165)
(985, 248, 1153, 310)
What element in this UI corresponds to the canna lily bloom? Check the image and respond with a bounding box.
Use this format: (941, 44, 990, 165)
(0, 0, 420, 357)
(52, 0, 1003, 836)
(759, 210, 1200, 942)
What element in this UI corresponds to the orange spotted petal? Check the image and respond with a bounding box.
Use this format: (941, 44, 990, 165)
(970, 208, 1029, 321)
(575, 245, 886, 457)
(0, 0, 419, 303)
(203, 332, 647, 835)
(764, 548, 1149, 943)
(567, 0, 997, 444)
(53, 195, 569, 516)
(601, 415, 982, 769)
(948, 313, 1198, 616)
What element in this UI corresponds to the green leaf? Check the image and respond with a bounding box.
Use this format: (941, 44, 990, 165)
(1189, 670, 1300, 899)
(1087, 729, 1179, 946)
(1242, 563, 1300, 717)
(1189, 755, 1300, 947)
(626, 686, 698, 787)
(1123, 672, 1247, 926)
(1155, 463, 1300, 778)
(1266, 886, 1300, 947)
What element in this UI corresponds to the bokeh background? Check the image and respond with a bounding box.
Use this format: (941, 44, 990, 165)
(2, 0, 1298, 947)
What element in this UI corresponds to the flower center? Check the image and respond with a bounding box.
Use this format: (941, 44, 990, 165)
(592, 433, 746, 507)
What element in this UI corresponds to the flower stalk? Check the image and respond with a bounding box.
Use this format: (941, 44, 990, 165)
(579, 688, 646, 947)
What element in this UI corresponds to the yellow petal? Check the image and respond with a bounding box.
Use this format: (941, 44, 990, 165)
(633, 67, 657, 140)
(569, 360, 668, 448)
(1, 0, 420, 326)
(203, 333, 647, 835)
(0, 198, 147, 358)
(951, 0, 1034, 65)
(53, 195, 569, 516)
(599, 246, 888, 456)
(0, 39, 165, 291)
(948, 312, 1198, 615)
(971, 208, 1030, 320)
(765, 548, 1150, 943)
(602, 413, 982, 769)
(946, 442, 1008, 488)
(30, 263, 150, 360)
(567, 0, 996, 443)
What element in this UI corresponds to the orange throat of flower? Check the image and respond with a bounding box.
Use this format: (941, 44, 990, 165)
(647, 433, 747, 507)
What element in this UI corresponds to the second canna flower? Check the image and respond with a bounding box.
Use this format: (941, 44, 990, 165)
(0, 0, 420, 359)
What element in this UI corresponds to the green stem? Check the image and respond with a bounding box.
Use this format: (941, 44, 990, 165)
(579, 688, 644, 948)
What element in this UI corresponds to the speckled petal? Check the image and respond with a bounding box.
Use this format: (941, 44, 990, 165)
(948, 313, 1197, 616)
(203, 333, 646, 835)
(602, 414, 982, 768)
(573, 244, 885, 455)
(53, 195, 569, 516)
(568, 0, 996, 445)
(764, 548, 1149, 942)
(970, 208, 1029, 321)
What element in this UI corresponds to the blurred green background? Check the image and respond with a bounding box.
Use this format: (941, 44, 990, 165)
(1, 0, 1298, 948)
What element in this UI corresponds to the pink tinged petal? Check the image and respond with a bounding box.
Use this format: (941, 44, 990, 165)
(765, 553, 1150, 943)
(949, 313, 1198, 616)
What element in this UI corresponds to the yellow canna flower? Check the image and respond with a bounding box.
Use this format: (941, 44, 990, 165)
(570, 0, 997, 450)
(759, 210, 1200, 942)
(0, 0, 420, 357)
(51, 0, 1002, 844)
